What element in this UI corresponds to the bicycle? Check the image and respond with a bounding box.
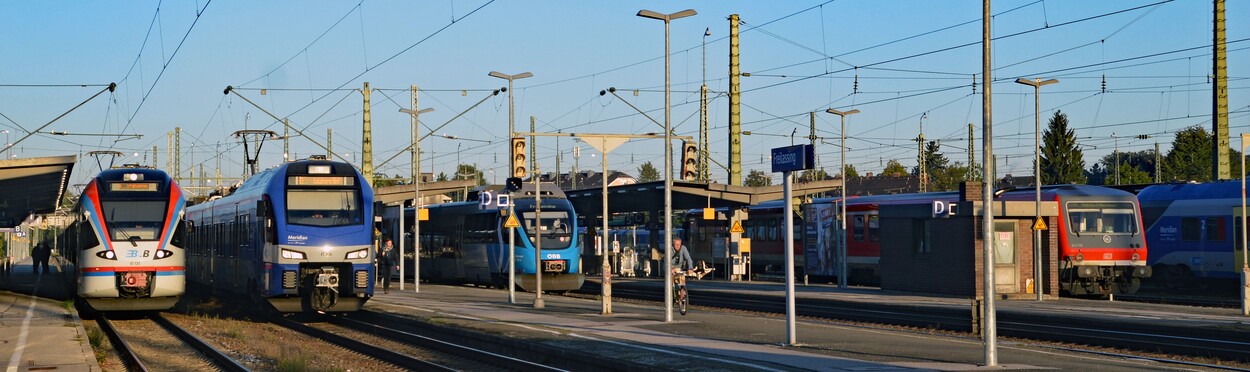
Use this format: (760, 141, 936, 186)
(672, 266, 713, 316)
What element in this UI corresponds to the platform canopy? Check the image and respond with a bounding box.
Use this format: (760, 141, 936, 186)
(565, 179, 843, 219)
(0, 155, 75, 228)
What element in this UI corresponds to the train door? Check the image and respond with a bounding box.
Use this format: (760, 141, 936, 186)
(992, 221, 1019, 294)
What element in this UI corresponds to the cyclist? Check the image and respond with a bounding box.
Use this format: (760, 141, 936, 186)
(671, 236, 694, 285)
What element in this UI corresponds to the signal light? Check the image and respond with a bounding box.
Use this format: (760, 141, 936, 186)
(680, 141, 699, 181)
(511, 137, 527, 178)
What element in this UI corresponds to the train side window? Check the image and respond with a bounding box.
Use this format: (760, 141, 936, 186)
(853, 216, 865, 242)
(1238, 217, 1246, 252)
(1207, 217, 1226, 241)
(1181, 218, 1200, 242)
(698, 226, 706, 242)
(767, 219, 778, 241)
(868, 215, 880, 242)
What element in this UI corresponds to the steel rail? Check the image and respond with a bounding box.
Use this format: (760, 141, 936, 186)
(96, 315, 148, 372)
(151, 313, 249, 372)
(270, 315, 455, 371)
(331, 314, 565, 372)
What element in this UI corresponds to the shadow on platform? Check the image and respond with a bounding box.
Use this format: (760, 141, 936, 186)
(0, 256, 72, 301)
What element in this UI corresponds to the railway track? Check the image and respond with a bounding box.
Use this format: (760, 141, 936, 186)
(96, 313, 247, 372)
(580, 281, 1250, 363)
(330, 311, 565, 371)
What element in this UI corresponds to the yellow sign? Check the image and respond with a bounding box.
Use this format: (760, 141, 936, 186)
(730, 221, 745, 234)
(504, 214, 521, 228)
(703, 208, 715, 220)
(1033, 217, 1048, 231)
(739, 238, 751, 253)
(418, 208, 429, 221)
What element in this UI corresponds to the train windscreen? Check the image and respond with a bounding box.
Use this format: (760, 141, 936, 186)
(102, 201, 167, 241)
(522, 211, 572, 249)
(286, 189, 363, 227)
(1066, 202, 1138, 235)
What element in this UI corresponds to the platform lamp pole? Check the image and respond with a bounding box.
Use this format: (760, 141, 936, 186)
(400, 105, 434, 293)
(1241, 133, 1249, 316)
(826, 108, 859, 289)
(1016, 77, 1058, 302)
(639, 7, 696, 323)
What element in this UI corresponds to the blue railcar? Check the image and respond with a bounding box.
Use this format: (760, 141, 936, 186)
(404, 183, 584, 291)
(186, 158, 375, 312)
(1139, 181, 1246, 287)
(61, 165, 187, 311)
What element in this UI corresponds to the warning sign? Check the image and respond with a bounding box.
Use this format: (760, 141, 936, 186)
(1032, 217, 1048, 231)
(504, 215, 521, 228)
(730, 221, 745, 234)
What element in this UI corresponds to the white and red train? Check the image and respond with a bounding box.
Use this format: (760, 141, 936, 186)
(59, 165, 187, 311)
(684, 184, 1150, 295)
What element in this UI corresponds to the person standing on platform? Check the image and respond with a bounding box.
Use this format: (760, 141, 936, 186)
(32, 241, 51, 275)
(379, 239, 396, 294)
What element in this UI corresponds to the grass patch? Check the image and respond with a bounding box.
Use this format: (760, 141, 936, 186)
(83, 324, 110, 364)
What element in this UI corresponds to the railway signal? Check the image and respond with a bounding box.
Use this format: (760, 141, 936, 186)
(681, 141, 698, 181)
(511, 137, 527, 178)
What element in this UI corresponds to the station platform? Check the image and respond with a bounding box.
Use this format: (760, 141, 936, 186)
(604, 276, 1250, 329)
(367, 280, 1201, 371)
(0, 257, 100, 372)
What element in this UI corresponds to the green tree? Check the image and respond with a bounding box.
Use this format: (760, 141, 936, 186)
(1116, 161, 1153, 184)
(880, 159, 908, 177)
(1040, 110, 1086, 184)
(1087, 150, 1155, 185)
(798, 168, 831, 182)
(932, 163, 973, 191)
(453, 163, 486, 186)
(1162, 126, 1243, 182)
(842, 164, 859, 179)
(912, 141, 951, 190)
(744, 169, 772, 187)
(637, 161, 660, 183)
(436, 172, 448, 182)
(911, 140, 949, 177)
(372, 173, 405, 188)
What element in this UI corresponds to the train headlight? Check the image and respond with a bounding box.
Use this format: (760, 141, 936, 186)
(344, 249, 369, 260)
(153, 249, 173, 259)
(95, 250, 117, 260)
(1131, 253, 1140, 262)
(281, 249, 306, 260)
(1074, 253, 1084, 263)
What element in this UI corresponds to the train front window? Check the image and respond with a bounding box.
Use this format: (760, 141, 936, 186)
(1066, 202, 1138, 236)
(286, 189, 362, 227)
(522, 211, 572, 249)
(101, 201, 167, 241)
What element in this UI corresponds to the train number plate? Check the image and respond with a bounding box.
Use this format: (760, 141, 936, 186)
(122, 272, 148, 287)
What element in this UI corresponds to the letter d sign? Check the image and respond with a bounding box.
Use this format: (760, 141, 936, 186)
(932, 200, 948, 218)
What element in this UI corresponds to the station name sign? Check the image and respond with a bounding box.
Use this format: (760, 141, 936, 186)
(771, 144, 814, 173)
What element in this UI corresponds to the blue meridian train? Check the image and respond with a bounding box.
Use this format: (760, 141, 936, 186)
(397, 183, 584, 291)
(1138, 181, 1248, 288)
(185, 157, 375, 312)
(60, 165, 188, 311)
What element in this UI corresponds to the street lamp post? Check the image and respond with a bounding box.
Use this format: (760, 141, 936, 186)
(400, 105, 434, 294)
(1241, 133, 1249, 316)
(489, 71, 531, 305)
(639, 7, 696, 323)
(1016, 77, 1058, 302)
(826, 108, 859, 289)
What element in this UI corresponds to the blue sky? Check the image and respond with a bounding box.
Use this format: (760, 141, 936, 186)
(2, 1, 1246, 193)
